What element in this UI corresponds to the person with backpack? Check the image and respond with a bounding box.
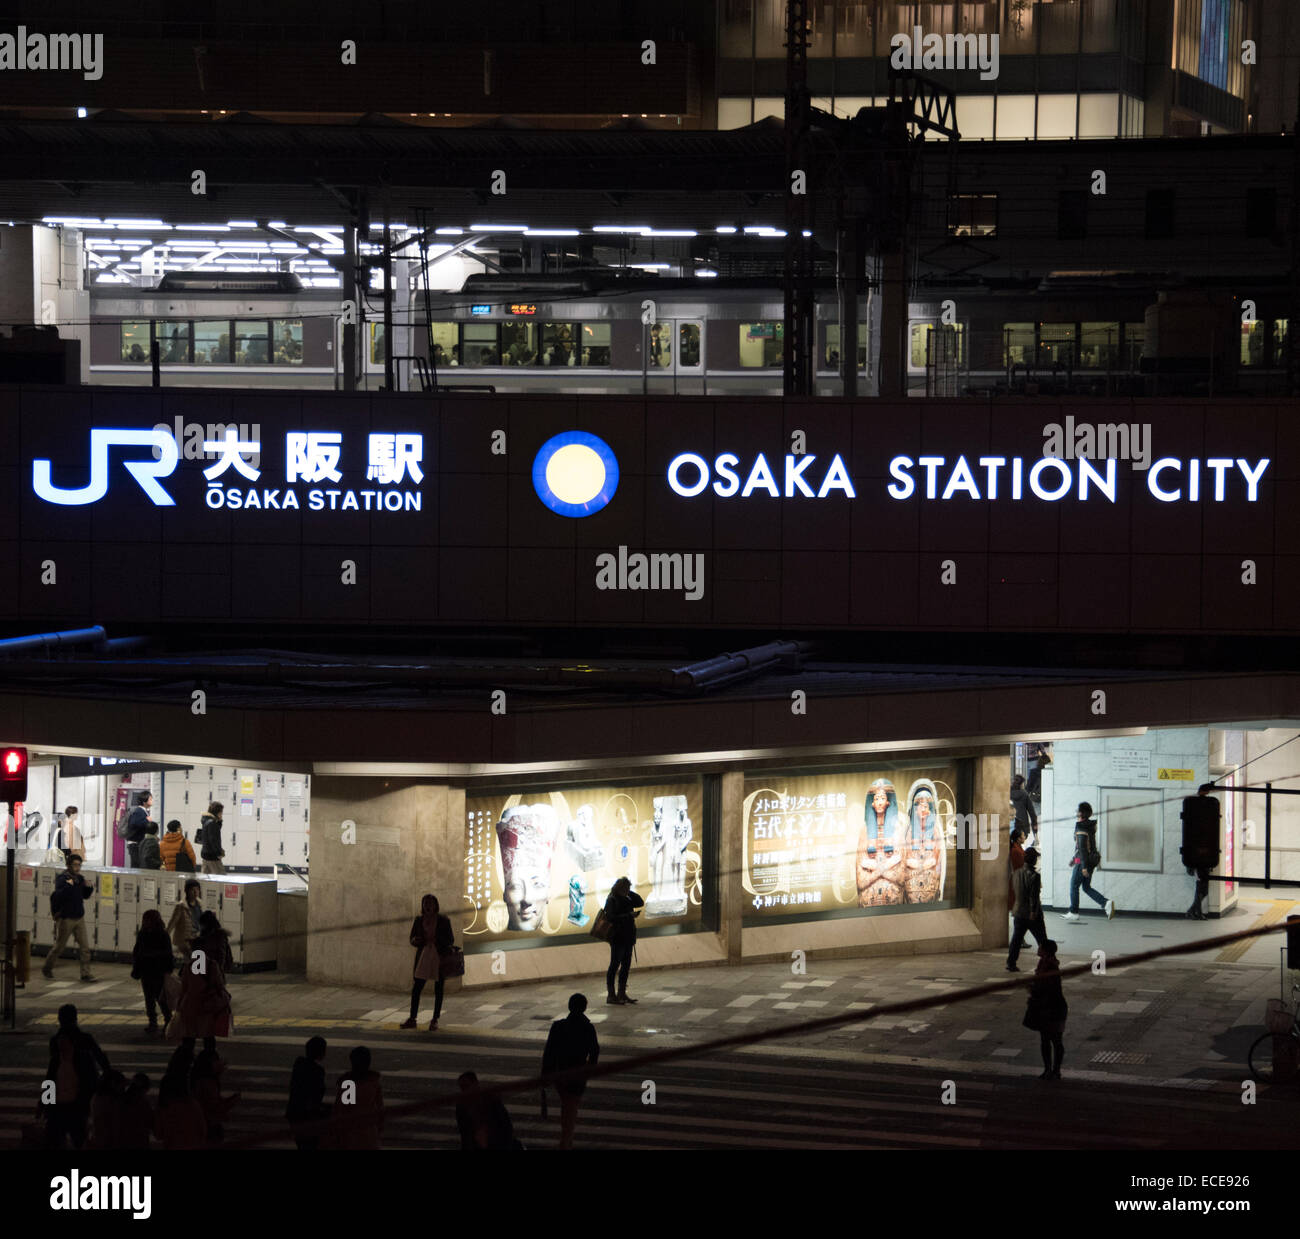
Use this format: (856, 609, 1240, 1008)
(1023, 939, 1069, 1079)
(199, 801, 226, 875)
(131, 908, 175, 1035)
(123, 791, 154, 869)
(1062, 801, 1115, 922)
(603, 876, 644, 1005)
(167, 879, 204, 963)
(43, 1004, 110, 1149)
(138, 820, 162, 870)
(160, 819, 197, 873)
(41, 854, 97, 982)
(541, 993, 600, 1149)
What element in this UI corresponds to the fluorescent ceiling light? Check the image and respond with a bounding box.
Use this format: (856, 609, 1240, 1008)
(593, 225, 650, 234)
(524, 229, 579, 236)
(176, 224, 230, 231)
(695, 269, 718, 277)
(435, 227, 464, 235)
(802, 229, 812, 237)
(646, 229, 697, 237)
(107, 219, 169, 229)
(76, 107, 87, 118)
(268, 220, 288, 228)
(715, 226, 737, 234)
(468, 223, 528, 231)
(43, 216, 102, 225)
(226, 219, 258, 228)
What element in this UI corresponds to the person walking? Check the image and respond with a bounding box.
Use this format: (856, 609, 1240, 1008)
(138, 820, 162, 870)
(174, 910, 233, 1055)
(1023, 939, 1068, 1079)
(199, 801, 226, 875)
(401, 894, 455, 1031)
(286, 1036, 331, 1150)
(119, 1074, 154, 1150)
(124, 792, 153, 869)
(1187, 782, 1216, 919)
(331, 1047, 384, 1150)
(192, 1049, 240, 1145)
(166, 879, 204, 962)
(154, 1063, 205, 1151)
(57, 806, 83, 866)
(1010, 774, 1037, 845)
(1007, 826, 1025, 914)
(43, 1004, 110, 1150)
(88, 1070, 128, 1150)
(160, 819, 197, 873)
(131, 908, 175, 1035)
(1007, 847, 1049, 971)
(455, 1070, 518, 1150)
(542, 993, 600, 1150)
(604, 876, 644, 1005)
(1062, 801, 1114, 922)
(42, 854, 97, 982)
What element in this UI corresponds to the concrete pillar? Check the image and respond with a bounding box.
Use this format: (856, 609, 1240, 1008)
(718, 771, 745, 964)
(972, 752, 1011, 951)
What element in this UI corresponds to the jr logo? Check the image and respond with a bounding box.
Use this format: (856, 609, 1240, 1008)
(32, 428, 179, 506)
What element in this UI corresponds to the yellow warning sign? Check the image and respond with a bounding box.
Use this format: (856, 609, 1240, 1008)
(98, 874, 114, 897)
(1158, 768, 1195, 781)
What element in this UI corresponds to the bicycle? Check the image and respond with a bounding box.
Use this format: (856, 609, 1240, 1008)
(1247, 982, 1300, 1084)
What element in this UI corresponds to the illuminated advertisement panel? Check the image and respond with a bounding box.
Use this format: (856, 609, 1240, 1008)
(743, 764, 962, 919)
(464, 779, 704, 944)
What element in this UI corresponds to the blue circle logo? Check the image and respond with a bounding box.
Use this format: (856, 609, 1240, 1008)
(532, 431, 619, 518)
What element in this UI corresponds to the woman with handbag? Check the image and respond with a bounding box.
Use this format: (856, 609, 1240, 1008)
(131, 908, 175, 1036)
(1023, 939, 1068, 1079)
(401, 894, 456, 1031)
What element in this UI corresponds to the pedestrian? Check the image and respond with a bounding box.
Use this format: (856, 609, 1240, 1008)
(124, 792, 153, 869)
(174, 910, 233, 1055)
(192, 1049, 240, 1145)
(1010, 774, 1037, 844)
(286, 1036, 331, 1150)
(603, 876, 644, 1005)
(199, 801, 226, 875)
(1028, 744, 1051, 799)
(542, 993, 600, 1150)
(160, 819, 197, 873)
(131, 908, 175, 1035)
(1007, 847, 1048, 971)
(1062, 801, 1115, 922)
(43, 1004, 110, 1150)
(1007, 826, 1025, 914)
(1023, 939, 1068, 1079)
(42, 853, 97, 982)
(89, 1069, 127, 1150)
(154, 1063, 205, 1150)
(57, 805, 83, 866)
(1187, 782, 1216, 919)
(139, 820, 162, 870)
(332, 1046, 384, 1150)
(455, 1070, 518, 1150)
(166, 878, 204, 962)
(401, 893, 455, 1031)
(119, 1074, 154, 1149)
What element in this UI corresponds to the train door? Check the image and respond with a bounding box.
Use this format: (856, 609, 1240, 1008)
(649, 319, 705, 391)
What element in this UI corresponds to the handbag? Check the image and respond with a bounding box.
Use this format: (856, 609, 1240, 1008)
(589, 909, 614, 942)
(439, 946, 465, 980)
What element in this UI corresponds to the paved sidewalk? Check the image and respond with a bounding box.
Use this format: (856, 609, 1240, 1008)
(14, 897, 1294, 1089)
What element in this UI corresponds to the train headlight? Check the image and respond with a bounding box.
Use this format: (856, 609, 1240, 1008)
(532, 431, 619, 517)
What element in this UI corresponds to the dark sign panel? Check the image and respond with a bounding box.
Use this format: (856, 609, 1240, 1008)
(59, 755, 193, 777)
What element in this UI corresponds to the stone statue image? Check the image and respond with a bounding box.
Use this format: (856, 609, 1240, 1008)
(647, 794, 691, 916)
(495, 802, 561, 931)
(565, 802, 606, 872)
(902, 778, 944, 903)
(856, 778, 906, 906)
(566, 873, 589, 926)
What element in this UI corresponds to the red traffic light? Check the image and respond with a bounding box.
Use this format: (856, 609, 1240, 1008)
(2, 749, 24, 776)
(1, 746, 28, 803)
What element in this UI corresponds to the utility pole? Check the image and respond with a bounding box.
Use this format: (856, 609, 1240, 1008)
(783, 0, 814, 396)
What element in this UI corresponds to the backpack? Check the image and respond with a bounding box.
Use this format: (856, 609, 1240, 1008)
(174, 836, 196, 873)
(1089, 845, 1102, 871)
(114, 811, 130, 840)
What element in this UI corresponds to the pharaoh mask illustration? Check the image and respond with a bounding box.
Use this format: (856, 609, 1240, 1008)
(902, 779, 945, 903)
(495, 803, 561, 931)
(856, 778, 905, 906)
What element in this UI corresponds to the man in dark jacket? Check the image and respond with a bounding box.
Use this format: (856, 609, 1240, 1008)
(1063, 802, 1114, 922)
(455, 1070, 518, 1150)
(124, 792, 153, 868)
(1007, 847, 1048, 971)
(139, 820, 162, 870)
(42, 855, 96, 982)
(286, 1036, 330, 1150)
(1009, 775, 1036, 842)
(604, 876, 644, 1005)
(200, 801, 226, 874)
(541, 994, 600, 1150)
(44, 1004, 110, 1149)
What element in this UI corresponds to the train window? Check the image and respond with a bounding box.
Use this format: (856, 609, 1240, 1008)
(155, 321, 191, 363)
(540, 322, 577, 367)
(739, 322, 783, 367)
(501, 321, 538, 366)
(235, 322, 271, 365)
(1038, 324, 1076, 367)
(580, 323, 612, 367)
(823, 324, 867, 370)
(678, 323, 701, 368)
(649, 322, 673, 368)
(910, 323, 965, 369)
(1002, 324, 1034, 367)
(463, 324, 499, 366)
(272, 321, 303, 365)
(194, 320, 231, 365)
(428, 322, 458, 368)
(1122, 323, 1145, 368)
(369, 323, 387, 366)
(1273, 319, 1288, 366)
(120, 321, 150, 363)
(1079, 322, 1120, 370)
(1240, 320, 1265, 367)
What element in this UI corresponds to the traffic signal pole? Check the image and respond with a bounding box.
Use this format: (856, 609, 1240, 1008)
(2, 798, 17, 1026)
